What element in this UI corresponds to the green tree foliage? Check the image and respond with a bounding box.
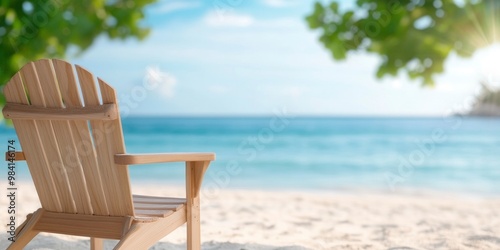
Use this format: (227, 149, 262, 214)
(306, 0, 499, 86)
(0, 0, 156, 108)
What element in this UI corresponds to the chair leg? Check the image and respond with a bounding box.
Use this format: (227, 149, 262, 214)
(186, 201, 201, 250)
(186, 162, 203, 250)
(90, 238, 103, 250)
(7, 209, 44, 250)
(114, 210, 186, 250)
(15, 212, 33, 236)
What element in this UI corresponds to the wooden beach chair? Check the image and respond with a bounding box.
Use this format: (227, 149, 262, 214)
(2, 59, 215, 250)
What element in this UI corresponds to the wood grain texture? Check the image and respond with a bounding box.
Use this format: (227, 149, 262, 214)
(3, 103, 118, 120)
(52, 59, 82, 107)
(115, 153, 216, 165)
(188, 161, 210, 198)
(4, 69, 62, 212)
(98, 78, 135, 216)
(6, 209, 44, 250)
(53, 59, 109, 215)
(5, 151, 25, 161)
(90, 238, 103, 250)
(133, 195, 186, 218)
(14, 212, 33, 237)
(186, 161, 210, 250)
(34, 211, 126, 239)
(132, 195, 186, 204)
(35, 59, 96, 215)
(115, 209, 187, 250)
(31, 59, 77, 214)
(76, 65, 133, 216)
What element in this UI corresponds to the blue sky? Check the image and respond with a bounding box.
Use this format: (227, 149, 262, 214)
(72, 0, 500, 116)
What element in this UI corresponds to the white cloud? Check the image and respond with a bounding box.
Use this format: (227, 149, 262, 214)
(152, 1, 201, 14)
(204, 11, 254, 27)
(261, 0, 298, 7)
(145, 66, 177, 98)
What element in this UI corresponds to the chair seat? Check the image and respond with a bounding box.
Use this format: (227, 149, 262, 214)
(133, 195, 186, 218)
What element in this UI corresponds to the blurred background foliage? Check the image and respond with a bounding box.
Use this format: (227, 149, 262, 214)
(306, 0, 500, 86)
(1, 0, 499, 117)
(0, 0, 156, 110)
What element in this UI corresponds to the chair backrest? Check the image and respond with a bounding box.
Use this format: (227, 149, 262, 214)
(3, 59, 134, 216)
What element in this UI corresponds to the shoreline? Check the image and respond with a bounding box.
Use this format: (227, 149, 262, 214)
(1, 182, 499, 249)
(129, 178, 500, 200)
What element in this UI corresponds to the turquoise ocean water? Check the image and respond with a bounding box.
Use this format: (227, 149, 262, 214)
(1, 117, 499, 195)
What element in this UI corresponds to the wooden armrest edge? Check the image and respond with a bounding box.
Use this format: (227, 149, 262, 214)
(115, 153, 215, 165)
(5, 151, 26, 161)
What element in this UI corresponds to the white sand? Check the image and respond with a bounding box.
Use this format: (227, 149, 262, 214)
(1, 182, 499, 250)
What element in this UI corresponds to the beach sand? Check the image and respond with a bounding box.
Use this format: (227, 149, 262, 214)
(1, 182, 499, 250)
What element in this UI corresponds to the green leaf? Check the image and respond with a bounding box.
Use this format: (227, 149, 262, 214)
(329, 40, 347, 60)
(306, 0, 493, 86)
(0, 0, 157, 117)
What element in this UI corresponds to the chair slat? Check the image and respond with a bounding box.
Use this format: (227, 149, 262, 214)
(53, 59, 110, 215)
(4, 72, 61, 212)
(134, 204, 183, 211)
(132, 195, 186, 204)
(34, 211, 125, 239)
(76, 65, 133, 216)
(75, 65, 100, 104)
(98, 78, 135, 216)
(52, 59, 82, 107)
(133, 195, 185, 219)
(24, 60, 76, 213)
(33, 60, 94, 215)
(134, 209, 175, 218)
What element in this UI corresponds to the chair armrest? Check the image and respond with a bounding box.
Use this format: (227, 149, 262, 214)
(5, 151, 26, 161)
(114, 153, 215, 165)
(116, 153, 214, 202)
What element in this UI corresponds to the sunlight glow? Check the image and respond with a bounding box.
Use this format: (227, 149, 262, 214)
(475, 44, 500, 89)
